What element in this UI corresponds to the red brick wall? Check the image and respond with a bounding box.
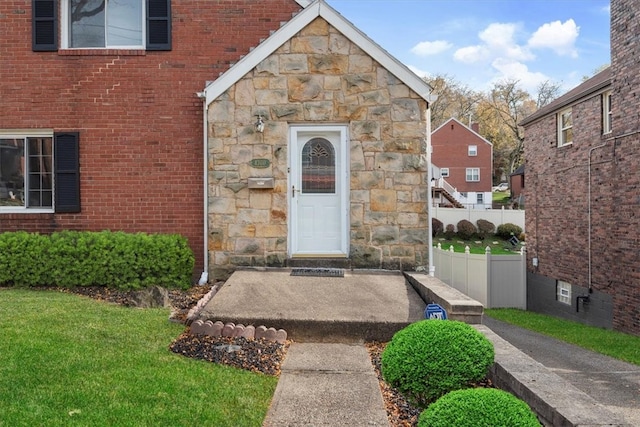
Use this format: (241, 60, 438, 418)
(524, 95, 610, 288)
(0, 0, 302, 278)
(524, 0, 640, 335)
(608, 0, 640, 334)
(432, 119, 492, 192)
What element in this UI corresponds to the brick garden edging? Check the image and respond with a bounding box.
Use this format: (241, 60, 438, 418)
(185, 284, 220, 325)
(190, 320, 287, 344)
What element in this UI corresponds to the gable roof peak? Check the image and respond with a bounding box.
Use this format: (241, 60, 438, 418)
(204, 0, 432, 105)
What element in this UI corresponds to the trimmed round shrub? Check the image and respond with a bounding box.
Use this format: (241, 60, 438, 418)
(496, 223, 523, 239)
(456, 219, 477, 240)
(476, 219, 496, 238)
(381, 320, 494, 407)
(418, 388, 540, 427)
(431, 218, 444, 237)
(444, 224, 455, 240)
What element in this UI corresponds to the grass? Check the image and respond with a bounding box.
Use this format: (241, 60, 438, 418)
(433, 236, 523, 255)
(0, 288, 278, 427)
(485, 308, 640, 366)
(492, 190, 511, 205)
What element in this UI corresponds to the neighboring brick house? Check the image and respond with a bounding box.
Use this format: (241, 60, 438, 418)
(509, 164, 524, 207)
(431, 118, 493, 209)
(521, 0, 639, 335)
(0, 0, 306, 280)
(202, 2, 432, 279)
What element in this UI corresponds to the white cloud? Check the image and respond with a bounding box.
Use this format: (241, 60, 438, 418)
(491, 58, 549, 93)
(454, 45, 489, 63)
(407, 65, 431, 79)
(478, 23, 534, 61)
(528, 19, 580, 58)
(411, 40, 453, 56)
(453, 22, 533, 64)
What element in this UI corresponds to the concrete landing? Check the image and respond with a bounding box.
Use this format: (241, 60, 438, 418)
(197, 269, 426, 342)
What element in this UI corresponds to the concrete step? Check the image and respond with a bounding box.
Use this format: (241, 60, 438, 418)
(196, 269, 425, 343)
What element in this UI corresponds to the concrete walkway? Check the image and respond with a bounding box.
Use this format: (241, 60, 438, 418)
(262, 343, 388, 426)
(195, 270, 640, 426)
(484, 316, 640, 426)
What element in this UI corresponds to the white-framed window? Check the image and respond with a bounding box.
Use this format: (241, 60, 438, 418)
(0, 131, 80, 213)
(465, 168, 480, 182)
(468, 145, 477, 156)
(33, 0, 171, 52)
(63, 0, 145, 48)
(1, 132, 53, 210)
(603, 91, 612, 134)
(476, 193, 484, 205)
(557, 108, 573, 147)
(557, 280, 571, 305)
(440, 168, 449, 178)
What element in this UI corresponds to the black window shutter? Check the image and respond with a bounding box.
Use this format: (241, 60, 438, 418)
(32, 0, 58, 51)
(54, 132, 80, 213)
(147, 0, 171, 51)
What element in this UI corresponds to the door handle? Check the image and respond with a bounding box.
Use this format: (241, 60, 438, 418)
(292, 185, 296, 198)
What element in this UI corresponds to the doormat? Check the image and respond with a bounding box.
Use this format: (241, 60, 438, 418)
(290, 268, 344, 277)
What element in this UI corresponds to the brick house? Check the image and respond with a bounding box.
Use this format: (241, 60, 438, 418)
(431, 118, 493, 209)
(521, 0, 639, 335)
(509, 164, 524, 207)
(202, 2, 432, 279)
(0, 0, 305, 281)
(1, 0, 434, 282)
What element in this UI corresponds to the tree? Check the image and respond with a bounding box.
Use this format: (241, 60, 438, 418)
(424, 74, 482, 129)
(535, 80, 562, 108)
(478, 79, 537, 177)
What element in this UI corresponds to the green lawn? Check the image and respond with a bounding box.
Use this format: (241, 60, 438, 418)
(492, 191, 511, 205)
(434, 237, 523, 255)
(0, 289, 277, 427)
(485, 308, 640, 366)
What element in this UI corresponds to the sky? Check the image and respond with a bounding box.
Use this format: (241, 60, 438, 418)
(324, 0, 611, 95)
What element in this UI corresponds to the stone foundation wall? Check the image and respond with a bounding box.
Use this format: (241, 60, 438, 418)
(207, 18, 428, 280)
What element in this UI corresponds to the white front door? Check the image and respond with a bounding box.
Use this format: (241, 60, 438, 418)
(289, 126, 349, 257)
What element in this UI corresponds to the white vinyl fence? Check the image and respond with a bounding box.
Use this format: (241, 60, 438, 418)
(433, 243, 526, 309)
(433, 206, 525, 232)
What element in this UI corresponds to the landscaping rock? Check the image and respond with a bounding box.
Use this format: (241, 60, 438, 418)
(130, 286, 170, 308)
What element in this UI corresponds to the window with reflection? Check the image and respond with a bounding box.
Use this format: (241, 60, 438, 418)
(301, 138, 335, 194)
(0, 137, 53, 208)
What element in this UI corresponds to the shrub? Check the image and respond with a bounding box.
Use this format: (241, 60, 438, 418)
(476, 219, 496, 238)
(0, 231, 194, 290)
(496, 223, 523, 240)
(456, 219, 476, 240)
(418, 388, 540, 427)
(444, 224, 455, 240)
(381, 320, 494, 407)
(431, 218, 444, 237)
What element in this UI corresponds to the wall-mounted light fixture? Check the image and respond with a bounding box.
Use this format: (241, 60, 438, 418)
(255, 115, 265, 133)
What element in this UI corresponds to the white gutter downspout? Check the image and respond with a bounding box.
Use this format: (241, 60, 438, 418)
(197, 91, 209, 285)
(587, 141, 606, 292)
(426, 97, 436, 277)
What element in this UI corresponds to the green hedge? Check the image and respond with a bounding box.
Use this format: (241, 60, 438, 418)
(418, 388, 540, 427)
(0, 231, 194, 290)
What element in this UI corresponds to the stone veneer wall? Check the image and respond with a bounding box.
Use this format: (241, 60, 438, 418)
(207, 18, 428, 280)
